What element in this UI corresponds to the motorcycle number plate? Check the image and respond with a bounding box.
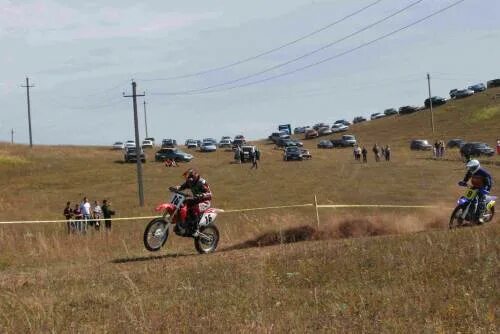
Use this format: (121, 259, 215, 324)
(170, 193, 185, 208)
(464, 189, 477, 200)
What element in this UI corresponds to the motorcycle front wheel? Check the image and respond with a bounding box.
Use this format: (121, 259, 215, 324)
(194, 225, 219, 254)
(482, 206, 495, 223)
(449, 206, 465, 229)
(144, 218, 169, 252)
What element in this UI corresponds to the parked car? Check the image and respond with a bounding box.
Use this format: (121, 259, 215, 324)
(353, 116, 367, 124)
(449, 89, 459, 99)
(384, 108, 398, 116)
(330, 139, 345, 147)
(334, 119, 351, 126)
(291, 139, 304, 147)
(124, 147, 146, 163)
(155, 148, 193, 162)
(220, 136, 232, 142)
(487, 79, 500, 88)
(218, 139, 232, 149)
(313, 123, 329, 130)
(202, 138, 217, 145)
(294, 127, 307, 134)
(399, 106, 419, 115)
(305, 129, 319, 139)
(468, 83, 486, 93)
(331, 123, 348, 133)
(341, 135, 357, 147)
(200, 142, 217, 152)
(283, 146, 303, 161)
(424, 96, 447, 108)
(318, 126, 333, 136)
(234, 135, 246, 142)
(269, 131, 290, 143)
(410, 139, 432, 151)
(301, 148, 312, 160)
(454, 89, 474, 99)
(240, 145, 257, 162)
(185, 139, 198, 149)
(447, 139, 465, 149)
(112, 141, 124, 150)
(232, 138, 246, 149)
(141, 139, 154, 148)
(460, 142, 495, 157)
(370, 112, 385, 120)
(144, 137, 155, 145)
(318, 140, 334, 149)
(125, 140, 136, 148)
(161, 139, 177, 148)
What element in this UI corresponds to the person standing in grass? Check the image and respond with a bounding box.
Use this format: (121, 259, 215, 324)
(385, 145, 391, 161)
(362, 146, 368, 163)
(73, 203, 83, 232)
(496, 138, 499, 155)
(102, 199, 115, 231)
(372, 144, 380, 162)
(251, 148, 260, 169)
(81, 197, 92, 227)
(63, 201, 73, 234)
(93, 200, 102, 231)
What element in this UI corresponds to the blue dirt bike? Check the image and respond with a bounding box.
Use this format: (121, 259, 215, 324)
(449, 185, 496, 228)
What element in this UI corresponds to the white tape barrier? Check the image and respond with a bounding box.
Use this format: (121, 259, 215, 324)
(0, 203, 437, 225)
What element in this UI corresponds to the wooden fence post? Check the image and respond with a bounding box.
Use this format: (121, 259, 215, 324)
(314, 195, 320, 229)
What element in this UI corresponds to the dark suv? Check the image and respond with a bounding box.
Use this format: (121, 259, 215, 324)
(124, 147, 146, 163)
(460, 142, 495, 158)
(399, 106, 419, 115)
(410, 139, 432, 151)
(353, 116, 367, 124)
(155, 148, 193, 162)
(424, 96, 447, 108)
(446, 139, 465, 149)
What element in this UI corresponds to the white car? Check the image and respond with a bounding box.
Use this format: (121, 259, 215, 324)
(141, 140, 154, 148)
(125, 140, 136, 148)
(218, 139, 232, 148)
(112, 141, 124, 150)
(318, 126, 332, 136)
(370, 112, 386, 120)
(200, 142, 217, 152)
(331, 124, 348, 133)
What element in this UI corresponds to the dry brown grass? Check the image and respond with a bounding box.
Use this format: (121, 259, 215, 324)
(0, 88, 499, 333)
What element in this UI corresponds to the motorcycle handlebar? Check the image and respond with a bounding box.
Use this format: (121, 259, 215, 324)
(168, 186, 190, 197)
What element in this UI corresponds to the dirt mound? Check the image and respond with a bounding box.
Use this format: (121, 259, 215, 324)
(224, 214, 449, 251)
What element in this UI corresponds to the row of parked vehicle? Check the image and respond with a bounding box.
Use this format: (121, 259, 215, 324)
(410, 139, 496, 157)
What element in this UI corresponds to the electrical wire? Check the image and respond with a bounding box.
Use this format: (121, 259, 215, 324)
(149, 0, 425, 95)
(151, 0, 466, 96)
(139, 0, 383, 81)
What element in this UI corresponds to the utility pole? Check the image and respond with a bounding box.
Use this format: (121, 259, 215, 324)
(427, 73, 435, 135)
(143, 100, 149, 138)
(11, 128, 14, 144)
(123, 81, 146, 207)
(21, 77, 35, 147)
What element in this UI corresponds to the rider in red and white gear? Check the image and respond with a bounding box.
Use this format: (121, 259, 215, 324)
(176, 168, 212, 227)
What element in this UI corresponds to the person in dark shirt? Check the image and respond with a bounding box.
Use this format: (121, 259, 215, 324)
(101, 199, 116, 231)
(362, 147, 368, 163)
(63, 201, 73, 234)
(458, 159, 493, 223)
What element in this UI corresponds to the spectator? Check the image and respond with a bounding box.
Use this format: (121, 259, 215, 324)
(240, 148, 245, 163)
(73, 203, 83, 232)
(234, 146, 242, 164)
(385, 145, 391, 161)
(93, 200, 102, 231)
(165, 158, 178, 167)
(251, 148, 260, 169)
(372, 144, 380, 162)
(497, 138, 500, 155)
(102, 199, 115, 231)
(81, 197, 92, 226)
(362, 146, 368, 163)
(439, 140, 445, 158)
(381, 146, 386, 159)
(434, 141, 440, 158)
(63, 201, 73, 234)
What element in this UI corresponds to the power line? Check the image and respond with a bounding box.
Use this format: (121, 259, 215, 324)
(150, 0, 425, 95)
(152, 0, 466, 96)
(139, 0, 383, 81)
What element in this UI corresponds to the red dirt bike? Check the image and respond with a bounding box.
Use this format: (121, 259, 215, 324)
(143, 187, 221, 254)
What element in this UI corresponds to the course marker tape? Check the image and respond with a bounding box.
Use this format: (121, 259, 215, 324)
(0, 203, 438, 225)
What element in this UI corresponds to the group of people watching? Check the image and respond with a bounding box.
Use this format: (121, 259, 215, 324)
(433, 140, 446, 158)
(353, 144, 391, 163)
(234, 146, 261, 169)
(63, 197, 115, 233)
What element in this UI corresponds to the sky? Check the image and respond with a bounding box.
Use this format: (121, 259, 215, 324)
(0, 0, 499, 145)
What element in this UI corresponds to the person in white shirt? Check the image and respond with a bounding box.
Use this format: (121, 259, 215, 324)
(80, 197, 92, 224)
(93, 200, 102, 230)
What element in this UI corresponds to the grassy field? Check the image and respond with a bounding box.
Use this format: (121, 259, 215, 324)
(0, 88, 499, 333)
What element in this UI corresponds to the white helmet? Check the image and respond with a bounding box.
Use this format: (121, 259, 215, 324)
(466, 159, 480, 174)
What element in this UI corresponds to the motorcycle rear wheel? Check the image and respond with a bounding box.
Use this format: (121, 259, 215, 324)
(194, 225, 219, 254)
(144, 218, 169, 252)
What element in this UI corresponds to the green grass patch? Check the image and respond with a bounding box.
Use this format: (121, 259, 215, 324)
(0, 259, 9, 271)
(0, 154, 29, 165)
(469, 105, 500, 122)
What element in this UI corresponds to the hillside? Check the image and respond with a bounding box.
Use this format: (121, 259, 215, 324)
(0, 87, 499, 332)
